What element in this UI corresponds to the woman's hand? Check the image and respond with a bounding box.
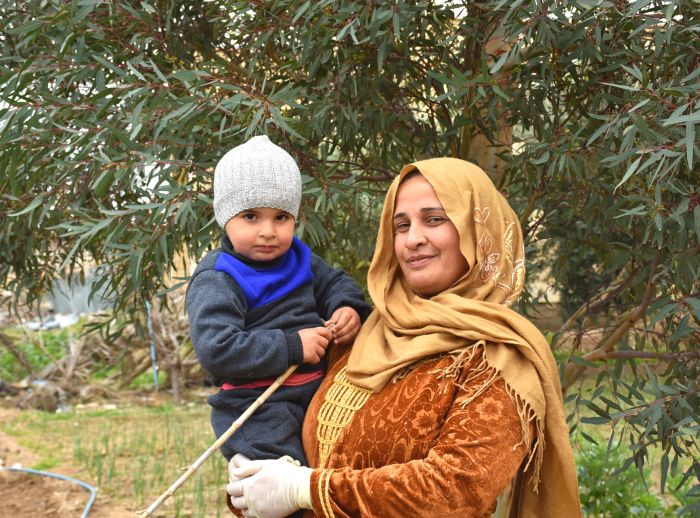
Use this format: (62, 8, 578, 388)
(227, 455, 312, 518)
(325, 306, 361, 346)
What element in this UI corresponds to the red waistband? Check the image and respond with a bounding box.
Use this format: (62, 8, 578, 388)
(221, 370, 323, 390)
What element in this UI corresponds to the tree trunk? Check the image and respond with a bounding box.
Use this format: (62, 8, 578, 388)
(460, 25, 513, 188)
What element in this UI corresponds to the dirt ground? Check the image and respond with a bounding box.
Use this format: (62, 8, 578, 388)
(0, 407, 133, 518)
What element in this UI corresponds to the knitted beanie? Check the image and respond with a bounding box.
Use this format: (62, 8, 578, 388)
(213, 135, 302, 228)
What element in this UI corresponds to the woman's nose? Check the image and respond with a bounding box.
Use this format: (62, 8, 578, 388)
(405, 223, 426, 248)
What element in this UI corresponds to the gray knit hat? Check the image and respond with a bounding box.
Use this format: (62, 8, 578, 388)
(213, 135, 302, 228)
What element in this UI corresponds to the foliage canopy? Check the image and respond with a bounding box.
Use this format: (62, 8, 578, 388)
(1, 0, 698, 510)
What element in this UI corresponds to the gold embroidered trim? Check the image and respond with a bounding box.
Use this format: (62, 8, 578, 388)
(316, 367, 372, 468)
(317, 469, 334, 518)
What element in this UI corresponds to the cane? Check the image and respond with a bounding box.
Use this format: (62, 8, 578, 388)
(138, 324, 334, 516)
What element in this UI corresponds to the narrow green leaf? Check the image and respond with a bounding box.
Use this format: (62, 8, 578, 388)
(6, 19, 43, 35)
(581, 416, 611, 425)
(530, 151, 550, 165)
(694, 205, 700, 244)
(651, 303, 676, 326)
(130, 122, 143, 141)
(687, 119, 695, 168)
(92, 169, 115, 197)
(292, 0, 311, 23)
(615, 156, 642, 191)
(600, 82, 640, 92)
(586, 122, 610, 146)
(10, 194, 45, 216)
(218, 115, 227, 141)
(126, 61, 147, 81)
(580, 432, 598, 444)
(621, 64, 643, 82)
(681, 66, 700, 84)
(490, 51, 509, 74)
(686, 298, 700, 319)
(140, 1, 156, 14)
(662, 103, 692, 126)
(171, 70, 204, 83)
(75, 3, 97, 23)
(335, 20, 354, 41)
(426, 70, 452, 86)
(571, 356, 598, 368)
(492, 84, 509, 101)
(628, 99, 650, 113)
(614, 204, 646, 219)
(148, 59, 169, 84)
(156, 281, 188, 297)
(93, 55, 126, 76)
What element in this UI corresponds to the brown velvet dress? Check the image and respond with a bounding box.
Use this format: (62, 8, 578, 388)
(301, 343, 531, 518)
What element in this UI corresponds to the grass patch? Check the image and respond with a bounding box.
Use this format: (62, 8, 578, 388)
(33, 459, 61, 471)
(1, 403, 227, 517)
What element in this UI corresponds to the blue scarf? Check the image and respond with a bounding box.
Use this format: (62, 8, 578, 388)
(215, 237, 313, 310)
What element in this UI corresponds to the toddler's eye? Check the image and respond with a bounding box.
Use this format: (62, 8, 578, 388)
(242, 213, 256, 221)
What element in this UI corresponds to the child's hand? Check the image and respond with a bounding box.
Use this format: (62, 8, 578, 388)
(298, 327, 333, 364)
(324, 307, 361, 347)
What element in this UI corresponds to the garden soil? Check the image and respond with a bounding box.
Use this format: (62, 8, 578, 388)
(0, 408, 131, 518)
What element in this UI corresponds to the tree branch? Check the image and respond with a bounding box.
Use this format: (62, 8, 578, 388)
(563, 250, 662, 391)
(585, 349, 700, 362)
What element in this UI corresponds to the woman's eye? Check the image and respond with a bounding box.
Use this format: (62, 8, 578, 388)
(427, 216, 445, 224)
(394, 222, 409, 233)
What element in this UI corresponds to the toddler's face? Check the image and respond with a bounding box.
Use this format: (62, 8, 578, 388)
(225, 207, 295, 261)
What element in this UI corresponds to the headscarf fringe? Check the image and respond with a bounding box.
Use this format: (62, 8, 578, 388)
(436, 343, 545, 492)
(504, 382, 545, 492)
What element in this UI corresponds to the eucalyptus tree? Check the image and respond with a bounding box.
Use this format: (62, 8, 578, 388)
(1, 0, 698, 508)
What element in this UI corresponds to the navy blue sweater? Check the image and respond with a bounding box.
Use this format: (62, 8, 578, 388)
(187, 235, 371, 387)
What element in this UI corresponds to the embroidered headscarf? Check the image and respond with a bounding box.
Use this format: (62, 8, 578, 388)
(346, 157, 580, 517)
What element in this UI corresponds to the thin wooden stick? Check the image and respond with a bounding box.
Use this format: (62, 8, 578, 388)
(137, 364, 299, 517)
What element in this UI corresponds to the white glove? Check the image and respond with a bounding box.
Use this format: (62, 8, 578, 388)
(227, 456, 312, 518)
(227, 453, 261, 513)
(228, 453, 257, 484)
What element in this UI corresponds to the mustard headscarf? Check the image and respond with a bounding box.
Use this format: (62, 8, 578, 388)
(346, 157, 580, 517)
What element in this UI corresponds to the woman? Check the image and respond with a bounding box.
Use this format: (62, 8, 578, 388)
(227, 158, 581, 517)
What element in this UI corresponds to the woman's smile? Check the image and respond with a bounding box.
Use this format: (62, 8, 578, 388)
(404, 253, 437, 268)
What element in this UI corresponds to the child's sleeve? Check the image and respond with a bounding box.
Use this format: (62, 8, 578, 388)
(310, 254, 372, 322)
(186, 268, 304, 382)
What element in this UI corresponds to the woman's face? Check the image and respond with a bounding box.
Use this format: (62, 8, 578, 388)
(392, 174, 469, 297)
